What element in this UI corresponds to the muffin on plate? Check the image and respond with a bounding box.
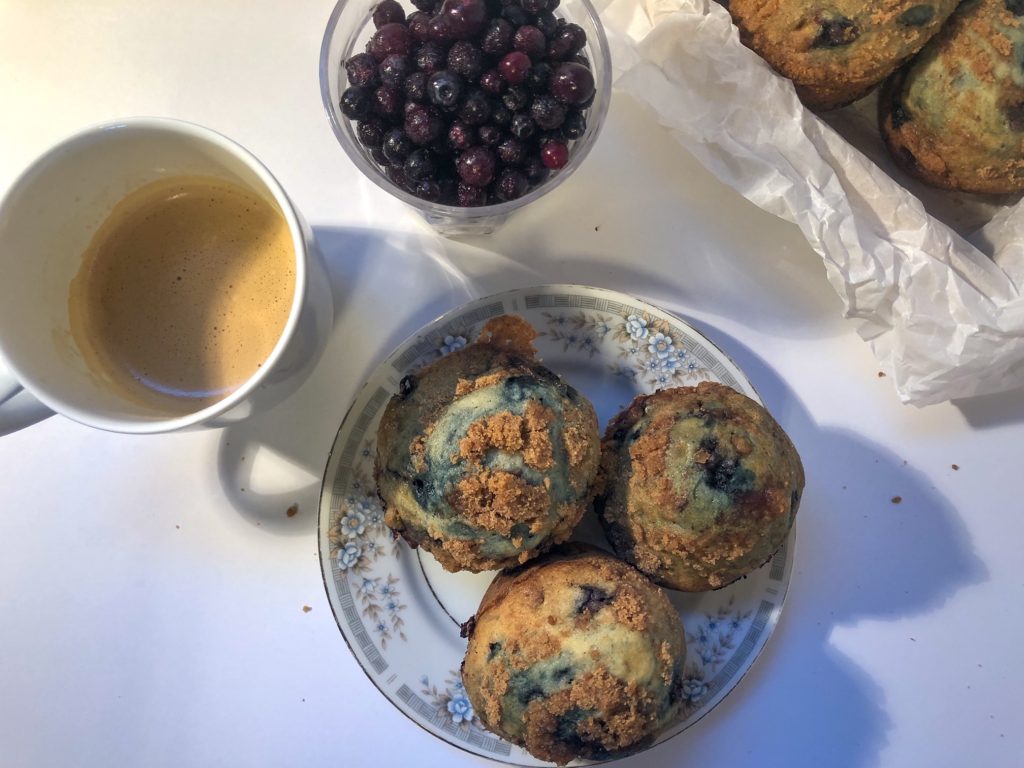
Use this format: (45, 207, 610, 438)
(596, 382, 803, 592)
(729, 0, 961, 109)
(880, 0, 1024, 194)
(460, 545, 686, 765)
(375, 315, 600, 573)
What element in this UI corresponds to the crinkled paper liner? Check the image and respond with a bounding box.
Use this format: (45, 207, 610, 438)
(598, 0, 1024, 405)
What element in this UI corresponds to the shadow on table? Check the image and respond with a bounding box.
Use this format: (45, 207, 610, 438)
(444, 92, 847, 340)
(954, 384, 1024, 430)
(214, 223, 480, 534)
(628, 327, 987, 768)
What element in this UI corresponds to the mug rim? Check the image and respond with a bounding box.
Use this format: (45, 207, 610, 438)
(0, 116, 309, 434)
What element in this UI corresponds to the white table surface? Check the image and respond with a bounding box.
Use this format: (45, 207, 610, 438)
(1, 2, 1022, 767)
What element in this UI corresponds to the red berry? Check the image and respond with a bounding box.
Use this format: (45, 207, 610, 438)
(457, 146, 496, 187)
(498, 51, 531, 85)
(550, 62, 595, 105)
(367, 23, 411, 60)
(540, 140, 569, 169)
(513, 25, 546, 60)
(439, 0, 487, 39)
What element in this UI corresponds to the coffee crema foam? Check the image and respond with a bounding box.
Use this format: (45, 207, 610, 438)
(68, 175, 295, 414)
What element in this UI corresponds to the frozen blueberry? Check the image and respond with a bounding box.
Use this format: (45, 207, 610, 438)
(448, 120, 476, 150)
(367, 23, 412, 60)
(522, 154, 549, 182)
(414, 41, 447, 73)
(459, 89, 492, 125)
(457, 181, 488, 206)
(405, 103, 444, 144)
(379, 54, 412, 87)
(382, 128, 413, 164)
(531, 94, 566, 129)
(448, 40, 484, 79)
(407, 10, 433, 41)
(412, 178, 442, 200)
(510, 112, 536, 139)
(501, 85, 529, 112)
(479, 69, 505, 95)
(372, 84, 404, 117)
(534, 11, 557, 38)
(547, 23, 585, 60)
(500, 4, 530, 28)
(561, 109, 586, 139)
(345, 52, 380, 88)
(373, 0, 406, 28)
(356, 118, 386, 148)
(341, 86, 372, 119)
(404, 71, 429, 101)
(491, 103, 512, 126)
(477, 124, 503, 145)
(403, 148, 437, 180)
(428, 70, 465, 108)
(481, 18, 513, 55)
(527, 62, 552, 93)
(496, 136, 526, 165)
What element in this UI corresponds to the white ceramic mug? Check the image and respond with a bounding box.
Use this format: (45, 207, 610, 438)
(0, 118, 333, 436)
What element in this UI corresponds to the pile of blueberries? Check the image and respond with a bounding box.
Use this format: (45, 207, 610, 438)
(339, 0, 596, 207)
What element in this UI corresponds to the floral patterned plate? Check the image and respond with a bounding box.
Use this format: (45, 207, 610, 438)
(318, 285, 795, 765)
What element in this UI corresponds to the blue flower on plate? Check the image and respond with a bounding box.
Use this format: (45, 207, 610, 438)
(655, 372, 672, 387)
(380, 583, 395, 597)
(594, 320, 612, 337)
(660, 356, 681, 373)
(625, 315, 649, 341)
(448, 694, 474, 724)
(386, 599, 399, 612)
(337, 542, 361, 571)
(682, 678, 708, 703)
(648, 332, 674, 359)
(340, 509, 366, 539)
(675, 347, 688, 361)
(645, 358, 661, 374)
(440, 335, 467, 355)
(687, 360, 699, 373)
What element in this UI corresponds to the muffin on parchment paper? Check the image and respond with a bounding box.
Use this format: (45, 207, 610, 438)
(729, 0, 962, 110)
(880, 0, 1024, 194)
(596, 382, 804, 592)
(375, 315, 600, 573)
(460, 545, 686, 765)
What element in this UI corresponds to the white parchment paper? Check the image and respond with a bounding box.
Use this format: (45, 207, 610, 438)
(597, 0, 1024, 405)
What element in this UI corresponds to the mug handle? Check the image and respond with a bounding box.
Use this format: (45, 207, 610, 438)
(0, 359, 53, 436)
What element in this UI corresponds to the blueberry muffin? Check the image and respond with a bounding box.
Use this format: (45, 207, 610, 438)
(375, 315, 600, 573)
(729, 1, 962, 109)
(880, 0, 1024, 193)
(596, 382, 803, 592)
(460, 546, 686, 765)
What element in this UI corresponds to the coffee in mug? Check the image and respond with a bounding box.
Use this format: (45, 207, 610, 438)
(67, 175, 295, 414)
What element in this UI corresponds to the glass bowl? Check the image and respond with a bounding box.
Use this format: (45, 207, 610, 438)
(319, 0, 612, 236)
